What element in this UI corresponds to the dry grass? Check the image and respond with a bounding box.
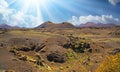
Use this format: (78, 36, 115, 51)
(0, 27, 120, 72)
(95, 53, 120, 72)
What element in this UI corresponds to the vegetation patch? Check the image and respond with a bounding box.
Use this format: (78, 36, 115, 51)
(95, 53, 120, 72)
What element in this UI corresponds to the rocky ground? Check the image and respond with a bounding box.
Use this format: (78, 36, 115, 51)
(0, 26, 120, 72)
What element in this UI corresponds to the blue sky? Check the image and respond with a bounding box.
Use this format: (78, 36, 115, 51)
(0, 0, 120, 27)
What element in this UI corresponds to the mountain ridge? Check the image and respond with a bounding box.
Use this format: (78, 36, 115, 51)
(0, 24, 19, 29)
(35, 21, 75, 28)
(77, 22, 118, 27)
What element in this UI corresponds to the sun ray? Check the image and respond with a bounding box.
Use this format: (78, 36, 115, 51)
(41, 2, 64, 22)
(20, 1, 32, 13)
(9, 0, 17, 5)
(7, 0, 92, 25)
(51, 0, 80, 15)
(36, 0, 43, 24)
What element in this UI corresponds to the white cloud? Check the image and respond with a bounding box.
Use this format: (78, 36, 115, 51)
(0, 0, 8, 8)
(0, 0, 13, 22)
(9, 11, 26, 26)
(69, 15, 120, 25)
(8, 11, 42, 28)
(0, 0, 43, 28)
(108, 0, 120, 5)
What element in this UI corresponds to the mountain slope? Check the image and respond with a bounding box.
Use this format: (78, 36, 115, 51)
(0, 24, 12, 28)
(36, 21, 75, 28)
(0, 24, 19, 29)
(78, 22, 118, 27)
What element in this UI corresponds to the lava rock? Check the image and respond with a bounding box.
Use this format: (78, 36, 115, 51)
(47, 51, 66, 63)
(35, 43, 46, 52)
(17, 46, 31, 52)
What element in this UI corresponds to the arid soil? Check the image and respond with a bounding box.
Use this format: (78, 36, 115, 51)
(0, 26, 120, 72)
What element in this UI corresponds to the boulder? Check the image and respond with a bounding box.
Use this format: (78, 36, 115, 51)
(47, 51, 66, 63)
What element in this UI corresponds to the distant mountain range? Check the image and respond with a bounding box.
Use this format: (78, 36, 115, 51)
(35, 21, 75, 28)
(0, 24, 19, 29)
(77, 22, 118, 27)
(0, 22, 119, 29)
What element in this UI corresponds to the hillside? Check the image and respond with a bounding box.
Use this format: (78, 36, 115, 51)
(36, 21, 75, 28)
(0, 26, 120, 72)
(0, 24, 19, 29)
(0, 24, 12, 29)
(78, 22, 118, 27)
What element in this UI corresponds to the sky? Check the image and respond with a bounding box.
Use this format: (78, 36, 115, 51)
(0, 0, 120, 28)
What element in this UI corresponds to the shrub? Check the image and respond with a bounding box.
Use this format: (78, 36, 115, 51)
(95, 53, 120, 72)
(66, 51, 76, 60)
(65, 35, 92, 53)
